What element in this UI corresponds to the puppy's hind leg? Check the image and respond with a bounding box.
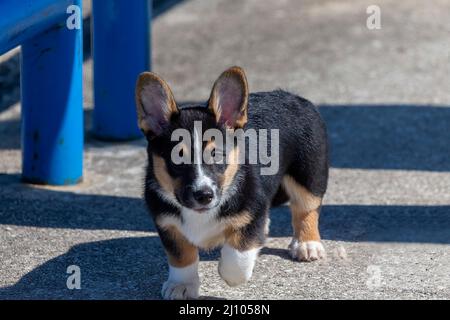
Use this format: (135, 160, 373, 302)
(282, 175, 326, 262)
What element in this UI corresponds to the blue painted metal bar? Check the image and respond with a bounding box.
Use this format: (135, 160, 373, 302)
(92, 0, 152, 140)
(20, 0, 83, 185)
(0, 0, 76, 55)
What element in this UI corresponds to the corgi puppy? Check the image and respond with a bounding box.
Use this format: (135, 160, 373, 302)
(135, 67, 329, 300)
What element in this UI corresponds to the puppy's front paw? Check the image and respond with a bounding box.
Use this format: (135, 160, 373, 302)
(289, 239, 326, 262)
(218, 244, 260, 287)
(162, 280, 199, 300)
(218, 260, 252, 287)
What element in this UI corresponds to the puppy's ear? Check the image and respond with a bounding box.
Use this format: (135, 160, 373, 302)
(135, 72, 178, 136)
(208, 66, 249, 128)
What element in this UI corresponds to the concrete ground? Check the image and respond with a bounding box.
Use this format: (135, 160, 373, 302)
(0, 0, 449, 299)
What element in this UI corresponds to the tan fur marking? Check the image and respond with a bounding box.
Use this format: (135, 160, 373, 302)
(135, 72, 178, 133)
(198, 210, 253, 250)
(199, 233, 226, 250)
(163, 226, 199, 268)
(221, 147, 240, 192)
(282, 175, 322, 242)
(225, 228, 261, 251)
(224, 228, 244, 250)
(205, 139, 216, 150)
(282, 175, 322, 212)
(223, 210, 259, 251)
(152, 154, 179, 196)
(225, 210, 253, 229)
(208, 67, 249, 128)
(291, 208, 321, 242)
(209, 91, 222, 124)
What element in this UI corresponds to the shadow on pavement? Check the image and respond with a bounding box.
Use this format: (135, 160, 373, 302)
(1, 174, 449, 244)
(0, 234, 222, 300)
(0, 175, 449, 299)
(321, 105, 450, 172)
(270, 205, 450, 244)
(0, 174, 154, 232)
(0, 236, 165, 299)
(2, 202, 449, 299)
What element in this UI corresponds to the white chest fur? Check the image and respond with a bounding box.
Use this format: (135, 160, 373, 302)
(158, 207, 225, 247)
(181, 208, 225, 246)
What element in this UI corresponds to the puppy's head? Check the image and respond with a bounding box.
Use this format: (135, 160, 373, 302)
(136, 67, 249, 212)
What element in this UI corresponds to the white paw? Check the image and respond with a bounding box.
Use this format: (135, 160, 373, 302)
(162, 261, 200, 300)
(162, 280, 199, 300)
(218, 262, 251, 287)
(289, 239, 326, 262)
(218, 244, 260, 287)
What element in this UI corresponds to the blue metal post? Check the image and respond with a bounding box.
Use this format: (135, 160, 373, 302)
(92, 0, 152, 140)
(21, 1, 83, 185)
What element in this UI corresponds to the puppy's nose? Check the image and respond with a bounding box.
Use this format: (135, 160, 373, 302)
(193, 187, 214, 205)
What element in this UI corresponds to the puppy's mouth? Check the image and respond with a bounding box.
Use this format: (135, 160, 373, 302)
(192, 203, 219, 213)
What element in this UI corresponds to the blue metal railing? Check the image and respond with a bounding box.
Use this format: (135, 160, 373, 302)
(0, 0, 151, 185)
